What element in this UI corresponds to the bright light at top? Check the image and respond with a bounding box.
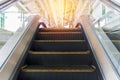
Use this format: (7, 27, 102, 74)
(39, 0, 79, 28)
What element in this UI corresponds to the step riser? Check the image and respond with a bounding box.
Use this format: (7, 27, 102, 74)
(27, 54, 90, 65)
(19, 72, 98, 80)
(31, 42, 88, 51)
(36, 34, 84, 40)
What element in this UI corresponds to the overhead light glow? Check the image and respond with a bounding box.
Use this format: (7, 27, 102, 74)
(33, 0, 84, 28)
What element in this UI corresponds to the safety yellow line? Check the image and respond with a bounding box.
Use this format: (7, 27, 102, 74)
(28, 50, 90, 54)
(22, 65, 95, 72)
(104, 40, 120, 42)
(105, 32, 120, 34)
(21, 65, 27, 69)
(34, 40, 85, 42)
(38, 32, 82, 34)
(22, 69, 95, 72)
(40, 28, 80, 30)
(111, 40, 120, 42)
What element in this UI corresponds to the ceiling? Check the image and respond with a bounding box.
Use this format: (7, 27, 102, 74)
(20, 0, 90, 27)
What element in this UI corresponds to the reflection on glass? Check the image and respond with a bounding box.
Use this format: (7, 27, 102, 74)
(0, 3, 31, 68)
(0, 5, 29, 49)
(111, 0, 120, 4)
(92, 4, 120, 75)
(0, 0, 5, 3)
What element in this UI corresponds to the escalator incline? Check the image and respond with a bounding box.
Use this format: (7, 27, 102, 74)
(17, 28, 99, 80)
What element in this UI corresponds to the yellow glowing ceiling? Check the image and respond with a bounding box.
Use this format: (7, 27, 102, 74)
(21, 0, 90, 27)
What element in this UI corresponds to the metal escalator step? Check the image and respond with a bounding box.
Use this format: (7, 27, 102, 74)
(28, 50, 90, 54)
(111, 40, 120, 42)
(21, 65, 96, 72)
(38, 32, 82, 34)
(27, 51, 91, 65)
(34, 40, 85, 42)
(103, 40, 120, 42)
(36, 32, 84, 40)
(18, 65, 98, 80)
(31, 40, 87, 51)
(39, 28, 81, 32)
(105, 32, 120, 34)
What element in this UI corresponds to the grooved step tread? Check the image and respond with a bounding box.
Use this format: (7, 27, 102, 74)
(28, 50, 90, 54)
(34, 40, 85, 42)
(22, 65, 96, 72)
(38, 32, 82, 34)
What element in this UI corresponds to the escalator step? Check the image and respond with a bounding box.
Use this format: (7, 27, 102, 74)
(28, 50, 90, 54)
(36, 32, 84, 40)
(111, 40, 120, 42)
(34, 40, 85, 42)
(38, 32, 82, 34)
(18, 65, 98, 80)
(21, 65, 96, 72)
(26, 51, 90, 65)
(104, 39, 120, 42)
(39, 28, 81, 32)
(31, 40, 88, 51)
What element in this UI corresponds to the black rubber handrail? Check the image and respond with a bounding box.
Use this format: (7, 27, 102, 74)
(38, 22, 47, 28)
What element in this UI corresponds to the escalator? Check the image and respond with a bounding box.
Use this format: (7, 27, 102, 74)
(104, 30, 120, 51)
(16, 27, 102, 80)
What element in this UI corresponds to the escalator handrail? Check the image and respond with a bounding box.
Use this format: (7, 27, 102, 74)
(80, 15, 120, 80)
(0, 15, 40, 80)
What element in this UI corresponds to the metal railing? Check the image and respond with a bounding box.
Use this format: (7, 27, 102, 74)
(0, 15, 40, 80)
(93, 0, 120, 77)
(80, 15, 120, 80)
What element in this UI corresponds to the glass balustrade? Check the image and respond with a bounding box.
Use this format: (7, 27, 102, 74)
(0, 3, 30, 68)
(92, 3, 120, 75)
(0, 5, 29, 49)
(111, 0, 120, 5)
